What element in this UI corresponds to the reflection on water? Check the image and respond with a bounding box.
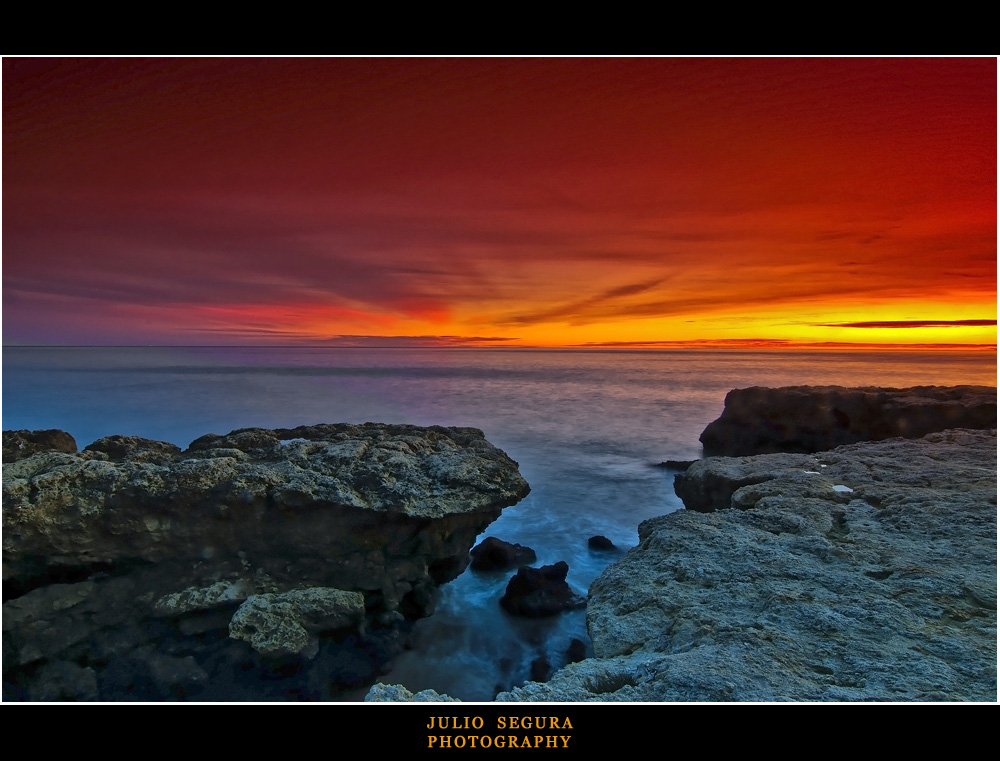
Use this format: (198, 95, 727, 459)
(3, 346, 995, 700)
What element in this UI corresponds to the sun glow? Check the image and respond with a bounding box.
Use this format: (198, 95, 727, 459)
(3, 58, 995, 350)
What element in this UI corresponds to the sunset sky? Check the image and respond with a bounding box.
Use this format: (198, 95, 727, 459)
(3, 57, 996, 348)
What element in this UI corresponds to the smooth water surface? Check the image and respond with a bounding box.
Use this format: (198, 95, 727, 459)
(3, 346, 995, 700)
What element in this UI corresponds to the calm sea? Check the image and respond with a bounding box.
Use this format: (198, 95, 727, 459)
(2, 346, 995, 700)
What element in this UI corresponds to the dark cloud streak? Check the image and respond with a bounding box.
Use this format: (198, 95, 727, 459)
(816, 320, 996, 329)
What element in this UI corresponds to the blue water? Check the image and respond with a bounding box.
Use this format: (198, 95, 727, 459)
(2, 346, 995, 700)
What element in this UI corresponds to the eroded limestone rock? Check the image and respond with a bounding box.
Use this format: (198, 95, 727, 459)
(4, 423, 529, 607)
(3, 429, 77, 463)
(499, 429, 997, 702)
(229, 588, 366, 656)
(3, 423, 529, 701)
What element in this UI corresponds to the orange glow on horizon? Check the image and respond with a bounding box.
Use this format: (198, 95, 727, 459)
(2, 58, 995, 350)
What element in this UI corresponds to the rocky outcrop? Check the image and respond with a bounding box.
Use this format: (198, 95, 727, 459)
(3, 429, 78, 463)
(3, 423, 529, 701)
(699, 385, 996, 456)
(498, 429, 997, 701)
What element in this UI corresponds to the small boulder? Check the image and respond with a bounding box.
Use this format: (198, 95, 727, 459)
(588, 535, 616, 551)
(499, 562, 585, 617)
(469, 537, 537, 571)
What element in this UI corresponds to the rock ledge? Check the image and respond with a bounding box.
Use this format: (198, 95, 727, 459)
(3, 423, 529, 701)
(700, 384, 996, 456)
(498, 428, 997, 702)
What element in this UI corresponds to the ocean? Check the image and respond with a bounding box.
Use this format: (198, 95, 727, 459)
(2, 346, 995, 700)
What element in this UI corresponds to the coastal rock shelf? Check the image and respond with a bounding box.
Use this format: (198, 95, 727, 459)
(3, 423, 529, 701)
(699, 384, 997, 456)
(496, 428, 996, 701)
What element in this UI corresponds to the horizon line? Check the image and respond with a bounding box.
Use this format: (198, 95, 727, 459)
(3, 341, 997, 352)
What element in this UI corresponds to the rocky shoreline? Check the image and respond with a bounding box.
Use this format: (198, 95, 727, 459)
(3, 424, 529, 700)
(494, 427, 996, 701)
(373, 385, 998, 703)
(4, 385, 996, 702)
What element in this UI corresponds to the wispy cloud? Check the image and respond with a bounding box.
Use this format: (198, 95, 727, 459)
(815, 319, 996, 329)
(3, 58, 995, 346)
(500, 278, 667, 326)
(319, 335, 521, 347)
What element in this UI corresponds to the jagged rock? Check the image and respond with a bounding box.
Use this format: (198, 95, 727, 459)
(152, 573, 278, 617)
(85, 435, 182, 464)
(3, 429, 77, 462)
(2, 423, 529, 701)
(499, 562, 586, 617)
(228, 588, 366, 656)
(364, 682, 460, 701)
(3, 423, 529, 607)
(587, 535, 615, 550)
(469, 536, 537, 571)
(496, 659, 645, 702)
(498, 429, 997, 701)
(700, 385, 996, 456)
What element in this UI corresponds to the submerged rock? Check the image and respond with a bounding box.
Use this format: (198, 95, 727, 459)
(587, 535, 615, 551)
(699, 385, 996, 456)
(499, 429, 997, 702)
(3, 423, 529, 701)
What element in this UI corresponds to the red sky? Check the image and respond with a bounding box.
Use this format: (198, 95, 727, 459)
(3, 57, 996, 347)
